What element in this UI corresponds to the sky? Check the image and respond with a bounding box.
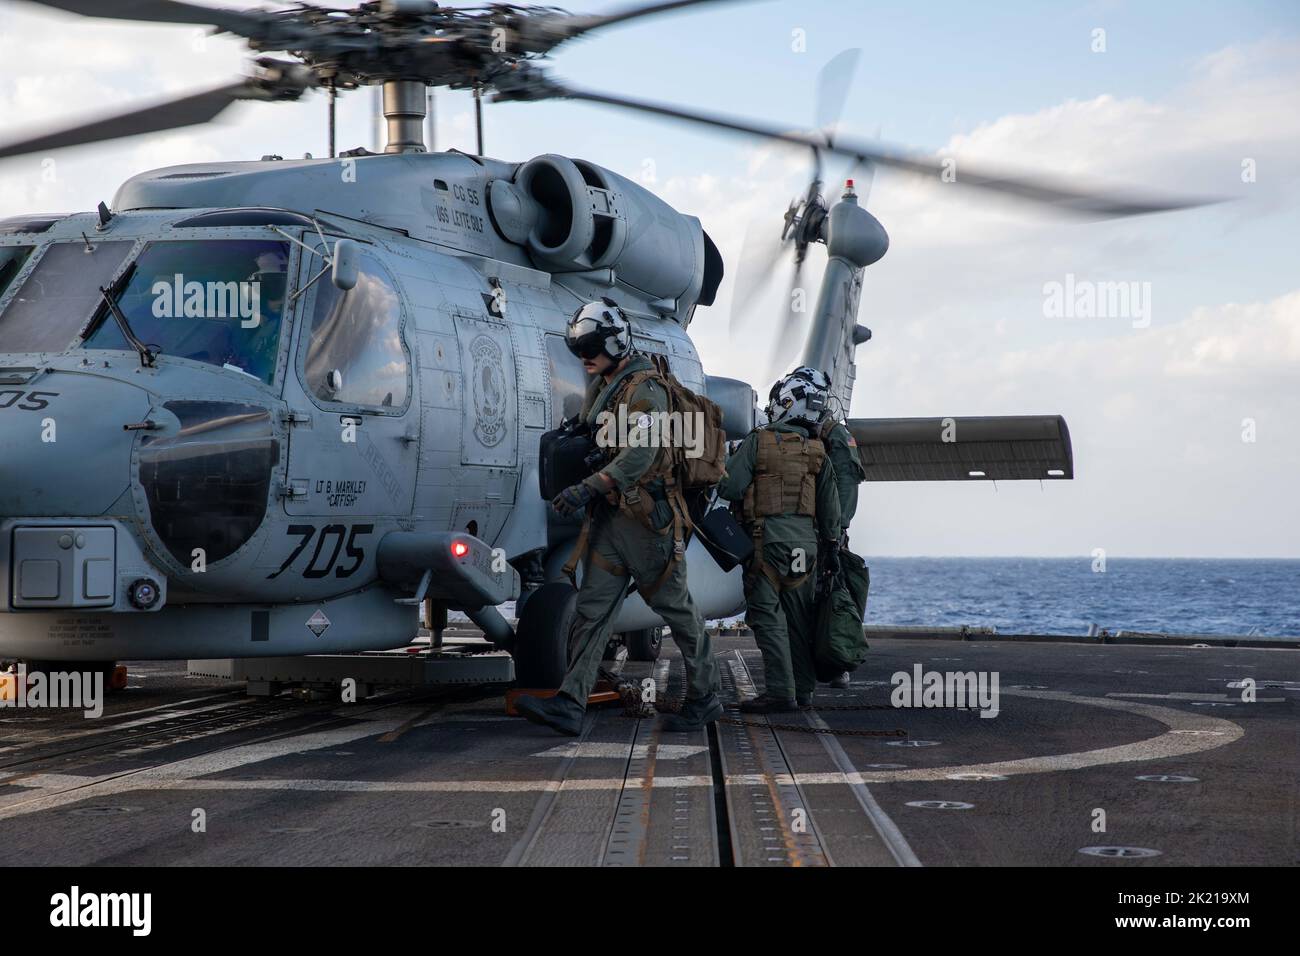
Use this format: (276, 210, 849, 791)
(0, 0, 1297, 558)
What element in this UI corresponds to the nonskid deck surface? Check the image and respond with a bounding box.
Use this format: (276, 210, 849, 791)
(0, 636, 1295, 866)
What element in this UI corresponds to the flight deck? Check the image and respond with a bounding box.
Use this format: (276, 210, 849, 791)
(0, 631, 1295, 867)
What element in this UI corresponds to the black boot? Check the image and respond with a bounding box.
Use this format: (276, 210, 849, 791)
(796, 692, 814, 709)
(738, 694, 798, 714)
(662, 692, 723, 732)
(829, 672, 851, 689)
(515, 692, 585, 736)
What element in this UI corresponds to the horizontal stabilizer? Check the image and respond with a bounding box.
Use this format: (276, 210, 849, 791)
(845, 415, 1073, 481)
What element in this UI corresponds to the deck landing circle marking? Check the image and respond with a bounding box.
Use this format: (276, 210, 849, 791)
(906, 800, 973, 810)
(68, 805, 142, 815)
(0, 693, 1249, 820)
(1078, 846, 1162, 858)
(842, 689, 1244, 783)
(413, 819, 483, 829)
(888, 740, 940, 748)
(1136, 774, 1198, 783)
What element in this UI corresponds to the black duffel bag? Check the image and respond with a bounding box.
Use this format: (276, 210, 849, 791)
(538, 421, 600, 501)
(693, 505, 754, 572)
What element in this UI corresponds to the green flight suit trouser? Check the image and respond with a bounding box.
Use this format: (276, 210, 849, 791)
(560, 509, 718, 706)
(743, 541, 819, 699)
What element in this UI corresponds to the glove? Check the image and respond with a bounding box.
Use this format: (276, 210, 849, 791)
(820, 539, 842, 577)
(551, 478, 599, 517)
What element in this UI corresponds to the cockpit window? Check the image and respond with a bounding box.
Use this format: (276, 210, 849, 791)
(82, 239, 291, 384)
(302, 248, 409, 410)
(0, 242, 132, 353)
(0, 246, 34, 302)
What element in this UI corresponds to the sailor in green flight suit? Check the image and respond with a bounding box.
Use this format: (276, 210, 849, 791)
(809, 368, 868, 689)
(717, 367, 840, 712)
(514, 298, 721, 736)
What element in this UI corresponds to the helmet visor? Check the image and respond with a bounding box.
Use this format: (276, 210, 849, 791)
(566, 328, 608, 360)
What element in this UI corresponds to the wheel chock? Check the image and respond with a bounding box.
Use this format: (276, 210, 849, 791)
(109, 665, 128, 692)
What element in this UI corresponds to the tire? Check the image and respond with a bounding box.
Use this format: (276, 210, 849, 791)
(512, 582, 578, 688)
(623, 626, 664, 662)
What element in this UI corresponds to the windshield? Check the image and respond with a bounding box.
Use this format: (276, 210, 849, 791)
(0, 241, 133, 353)
(83, 239, 292, 384)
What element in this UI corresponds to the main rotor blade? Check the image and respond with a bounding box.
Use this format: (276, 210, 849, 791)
(536, 0, 757, 46)
(537, 81, 1221, 218)
(20, 0, 272, 36)
(0, 83, 244, 161)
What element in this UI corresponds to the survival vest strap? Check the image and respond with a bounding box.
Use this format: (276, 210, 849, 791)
(738, 428, 827, 592)
(746, 520, 815, 592)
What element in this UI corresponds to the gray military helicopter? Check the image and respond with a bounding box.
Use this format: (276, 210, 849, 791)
(0, 0, 1211, 688)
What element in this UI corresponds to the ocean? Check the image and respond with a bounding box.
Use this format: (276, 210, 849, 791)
(859, 557, 1300, 637)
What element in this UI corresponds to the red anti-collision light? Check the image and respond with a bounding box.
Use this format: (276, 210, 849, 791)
(451, 541, 469, 558)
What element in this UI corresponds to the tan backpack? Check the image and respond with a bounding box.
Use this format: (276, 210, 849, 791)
(643, 353, 727, 492)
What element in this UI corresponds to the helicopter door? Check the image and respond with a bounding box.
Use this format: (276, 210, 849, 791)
(280, 242, 418, 519)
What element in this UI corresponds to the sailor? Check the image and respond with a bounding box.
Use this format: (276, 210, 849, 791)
(513, 298, 721, 736)
(717, 367, 840, 712)
(809, 369, 868, 688)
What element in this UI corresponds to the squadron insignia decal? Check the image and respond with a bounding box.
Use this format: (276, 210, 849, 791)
(469, 334, 508, 448)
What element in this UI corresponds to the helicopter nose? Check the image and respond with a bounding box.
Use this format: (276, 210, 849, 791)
(0, 371, 150, 518)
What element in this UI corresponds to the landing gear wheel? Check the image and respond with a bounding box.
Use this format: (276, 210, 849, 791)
(512, 582, 578, 689)
(623, 626, 664, 662)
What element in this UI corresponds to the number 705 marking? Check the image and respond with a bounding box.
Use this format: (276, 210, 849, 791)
(267, 524, 374, 579)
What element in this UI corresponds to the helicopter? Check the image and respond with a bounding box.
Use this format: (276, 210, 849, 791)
(0, 0, 1213, 688)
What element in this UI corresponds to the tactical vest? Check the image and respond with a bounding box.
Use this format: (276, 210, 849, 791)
(739, 428, 826, 524)
(737, 428, 826, 592)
